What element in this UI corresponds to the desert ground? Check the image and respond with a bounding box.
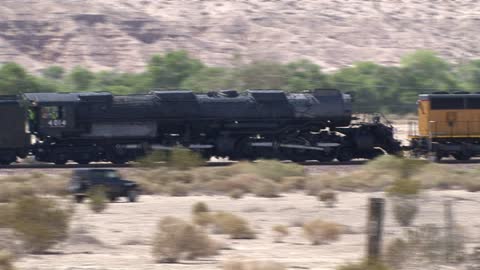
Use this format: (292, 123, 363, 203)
(12, 189, 480, 270)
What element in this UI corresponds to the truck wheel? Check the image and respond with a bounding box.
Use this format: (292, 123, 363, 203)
(127, 190, 138, 202)
(74, 195, 85, 203)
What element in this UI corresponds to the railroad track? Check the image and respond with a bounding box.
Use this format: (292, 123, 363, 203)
(0, 158, 479, 170)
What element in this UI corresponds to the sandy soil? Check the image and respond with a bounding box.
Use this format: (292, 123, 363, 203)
(14, 190, 480, 270)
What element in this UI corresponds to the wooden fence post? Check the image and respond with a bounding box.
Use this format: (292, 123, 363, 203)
(367, 197, 385, 264)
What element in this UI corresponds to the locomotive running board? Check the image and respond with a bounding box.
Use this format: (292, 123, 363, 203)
(151, 144, 214, 150)
(250, 142, 333, 151)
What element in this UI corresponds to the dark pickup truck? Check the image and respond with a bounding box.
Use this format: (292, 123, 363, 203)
(68, 169, 140, 203)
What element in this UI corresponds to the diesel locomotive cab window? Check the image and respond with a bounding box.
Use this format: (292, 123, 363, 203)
(430, 97, 465, 110)
(41, 106, 67, 127)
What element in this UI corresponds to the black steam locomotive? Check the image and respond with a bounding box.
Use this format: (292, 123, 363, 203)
(0, 89, 401, 165)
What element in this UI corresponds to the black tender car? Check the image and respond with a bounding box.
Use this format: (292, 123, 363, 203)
(68, 169, 140, 203)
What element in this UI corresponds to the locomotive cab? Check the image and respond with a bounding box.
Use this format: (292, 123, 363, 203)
(24, 93, 79, 138)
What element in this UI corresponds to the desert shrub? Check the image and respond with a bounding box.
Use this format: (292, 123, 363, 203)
(317, 191, 337, 208)
(387, 178, 421, 196)
(136, 150, 168, 167)
(384, 238, 409, 270)
(166, 171, 194, 183)
(252, 160, 305, 182)
(391, 197, 418, 227)
(229, 189, 245, 199)
(204, 174, 260, 194)
(0, 229, 22, 258)
(0, 183, 35, 203)
(280, 176, 307, 191)
(0, 205, 12, 228)
(7, 195, 70, 254)
(336, 260, 390, 270)
(192, 212, 214, 227)
(212, 212, 256, 239)
(167, 183, 190, 196)
(87, 186, 108, 213)
(252, 179, 280, 198)
(167, 148, 204, 170)
(223, 260, 286, 270)
(305, 177, 325, 195)
(0, 250, 15, 270)
(192, 202, 209, 215)
(302, 219, 342, 245)
(466, 181, 480, 192)
(152, 216, 217, 263)
(272, 225, 289, 243)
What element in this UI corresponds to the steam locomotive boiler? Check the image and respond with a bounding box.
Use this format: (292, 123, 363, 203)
(21, 89, 400, 164)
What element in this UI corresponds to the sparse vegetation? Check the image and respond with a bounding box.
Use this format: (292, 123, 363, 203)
(167, 183, 190, 196)
(192, 202, 210, 215)
(272, 225, 289, 243)
(387, 178, 421, 196)
(229, 189, 245, 199)
(0, 173, 69, 203)
(88, 186, 108, 213)
(0, 250, 15, 270)
(152, 216, 218, 263)
(318, 191, 338, 208)
(223, 259, 286, 270)
(384, 238, 409, 270)
(302, 219, 342, 245)
(252, 179, 280, 198)
(6, 195, 70, 254)
(211, 212, 256, 239)
(336, 260, 390, 270)
(391, 197, 418, 227)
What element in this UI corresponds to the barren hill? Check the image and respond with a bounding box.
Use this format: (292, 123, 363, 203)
(1, 0, 480, 72)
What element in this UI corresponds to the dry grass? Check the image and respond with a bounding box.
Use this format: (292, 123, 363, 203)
(87, 186, 108, 213)
(317, 191, 338, 208)
(384, 238, 409, 270)
(6, 195, 70, 254)
(336, 260, 390, 270)
(272, 225, 289, 243)
(252, 179, 280, 198)
(0, 173, 68, 203)
(211, 212, 256, 239)
(0, 250, 15, 270)
(167, 183, 190, 196)
(391, 197, 418, 227)
(302, 219, 343, 245)
(152, 216, 218, 263)
(223, 259, 286, 270)
(192, 202, 209, 215)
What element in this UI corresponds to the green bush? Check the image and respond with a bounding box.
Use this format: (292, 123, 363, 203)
(152, 216, 217, 263)
(252, 160, 305, 182)
(8, 195, 70, 254)
(88, 186, 108, 213)
(167, 148, 204, 170)
(387, 178, 421, 196)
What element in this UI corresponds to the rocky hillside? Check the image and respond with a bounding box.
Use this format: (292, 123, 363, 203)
(1, 0, 480, 72)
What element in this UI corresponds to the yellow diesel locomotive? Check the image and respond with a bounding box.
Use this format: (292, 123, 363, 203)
(409, 93, 480, 160)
